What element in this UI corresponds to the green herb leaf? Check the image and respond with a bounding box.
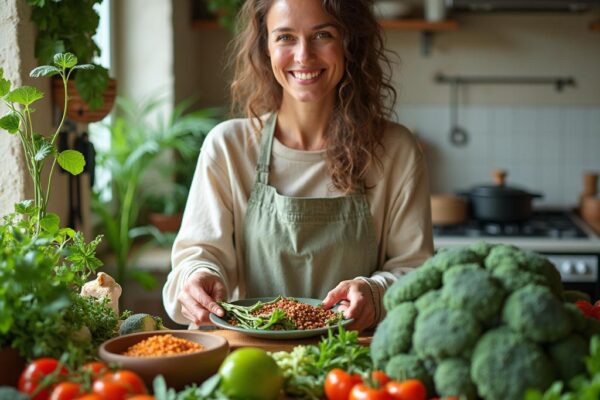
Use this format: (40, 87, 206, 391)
(34, 139, 53, 161)
(0, 112, 20, 133)
(57, 149, 85, 175)
(73, 64, 95, 71)
(53, 53, 78, 69)
(5, 86, 44, 106)
(0, 69, 11, 97)
(30, 65, 61, 78)
(40, 213, 60, 234)
(15, 200, 35, 215)
(74, 65, 108, 111)
(35, 37, 66, 66)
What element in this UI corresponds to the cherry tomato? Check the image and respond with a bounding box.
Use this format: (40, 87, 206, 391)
(349, 383, 393, 400)
(371, 371, 391, 387)
(18, 358, 69, 400)
(74, 395, 103, 400)
(92, 370, 147, 400)
(49, 382, 83, 400)
(127, 396, 155, 400)
(80, 362, 108, 378)
(385, 379, 427, 400)
(576, 300, 594, 317)
(324, 368, 363, 400)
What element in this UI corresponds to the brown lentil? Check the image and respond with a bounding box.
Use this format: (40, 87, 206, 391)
(254, 298, 340, 330)
(122, 334, 204, 357)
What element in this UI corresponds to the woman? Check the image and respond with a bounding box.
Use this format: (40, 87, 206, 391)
(163, 0, 433, 332)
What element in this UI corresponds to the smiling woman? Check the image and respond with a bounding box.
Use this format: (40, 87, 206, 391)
(163, 0, 434, 333)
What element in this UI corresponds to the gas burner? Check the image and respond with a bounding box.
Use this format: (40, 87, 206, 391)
(434, 211, 589, 239)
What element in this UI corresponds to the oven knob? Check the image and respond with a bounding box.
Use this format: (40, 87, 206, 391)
(575, 261, 588, 275)
(560, 261, 574, 274)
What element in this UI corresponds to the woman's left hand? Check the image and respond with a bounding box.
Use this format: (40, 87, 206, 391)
(322, 279, 376, 332)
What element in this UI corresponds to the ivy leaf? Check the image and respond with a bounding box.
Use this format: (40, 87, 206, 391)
(5, 86, 44, 106)
(74, 65, 109, 111)
(34, 139, 54, 161)
(40, 213, 60, 234)
(15, 200, 35, 215)
(53, 53, 78, 69)
(0, 112, 20, 133)
(57, 149, 85, 175)
(30, 65, 61, 78)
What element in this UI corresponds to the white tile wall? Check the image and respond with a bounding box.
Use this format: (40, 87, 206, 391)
(397, 106, 600, 207)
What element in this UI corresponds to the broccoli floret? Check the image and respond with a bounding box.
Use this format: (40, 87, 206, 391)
(548, 334, 588, 381)
(467, 241, 494, 259)
(430, 248, 481, 272)
(413, 306, 480, 361)
(383, 266, 442, 311)
(484, 244, 521, 270)
(503, 284, 571, 342)
(471, 327, 556, 400)
(414, 289, 442, 313)
(441, 265, 505, 322)
(433, 358, 477, 400)
(385, 354, 434, 395)
(371, 303, 417, 369)
(491, 263, 547, 293)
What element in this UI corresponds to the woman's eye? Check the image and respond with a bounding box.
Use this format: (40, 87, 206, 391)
(276, 34, 294, 42)
(314, 31, 332, 40)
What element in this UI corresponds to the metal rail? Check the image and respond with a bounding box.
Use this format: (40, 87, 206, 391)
(435, 73, 576, 91)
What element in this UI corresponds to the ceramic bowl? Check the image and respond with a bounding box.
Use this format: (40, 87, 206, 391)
(99, 330, 229, 389)
(373, 0, 412, 19)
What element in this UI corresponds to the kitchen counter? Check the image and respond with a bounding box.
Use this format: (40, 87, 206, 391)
(435, 235, 600, 253)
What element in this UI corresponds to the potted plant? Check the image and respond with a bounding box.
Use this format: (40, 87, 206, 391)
(26, 0, 116, 123)
(91, 96, 220, 289)
(0, 53, 122, 382)
(205, 0, 244, 31)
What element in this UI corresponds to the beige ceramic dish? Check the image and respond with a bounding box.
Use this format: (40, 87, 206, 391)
(99, 330, 229, 389)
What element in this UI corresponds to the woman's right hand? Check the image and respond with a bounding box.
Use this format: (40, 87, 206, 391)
(177, 269, 226, 325)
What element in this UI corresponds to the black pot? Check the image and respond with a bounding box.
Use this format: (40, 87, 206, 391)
(460, 170, 543, 222)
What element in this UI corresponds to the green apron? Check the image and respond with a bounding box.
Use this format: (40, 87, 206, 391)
(243, 113, 378, 299)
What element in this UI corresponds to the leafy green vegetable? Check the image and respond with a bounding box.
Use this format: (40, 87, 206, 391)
(219, 296, 296, 330)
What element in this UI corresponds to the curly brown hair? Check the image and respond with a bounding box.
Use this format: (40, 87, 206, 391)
(230, 0, 397, 194)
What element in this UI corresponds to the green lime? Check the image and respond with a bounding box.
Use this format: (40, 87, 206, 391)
(218, 347, 283, 400)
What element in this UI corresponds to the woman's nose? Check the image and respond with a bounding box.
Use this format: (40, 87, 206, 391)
(294, 39, 314, 64)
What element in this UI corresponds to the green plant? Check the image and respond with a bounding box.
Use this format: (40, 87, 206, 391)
(0, 53, 121, 367)
(0, 53, 88, 231)
(91, 96, 220, 288)
(206, 0, 244, 31)
(26, 0, 110, 110)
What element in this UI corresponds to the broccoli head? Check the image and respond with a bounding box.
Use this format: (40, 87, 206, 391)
(385, 354, 434, 395)
(413, 306, 480, 361)
(441, 264, 506, 322)
(433, 358, 477, 400)
(548, 334, 588, 381)
(503, 284, 571, 342)
(383, 265, 442, 311)
(371, 302, 417, 369)
(471, 327, 556, 400)
(430, 248, 482, 272)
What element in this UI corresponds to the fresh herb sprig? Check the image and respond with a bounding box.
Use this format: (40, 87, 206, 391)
(219, 296, 296, 330)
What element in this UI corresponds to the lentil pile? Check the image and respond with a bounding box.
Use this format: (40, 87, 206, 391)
(122, 334, 204, 357)
(257, 297, 339, 330)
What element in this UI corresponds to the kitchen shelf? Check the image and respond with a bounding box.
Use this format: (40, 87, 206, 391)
(379, 19, 459, 56)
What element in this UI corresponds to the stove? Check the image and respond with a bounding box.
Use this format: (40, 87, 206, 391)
(433, 210, 600, 298)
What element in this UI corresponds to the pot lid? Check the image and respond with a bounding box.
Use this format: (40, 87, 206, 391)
(469, 170, 535, 197)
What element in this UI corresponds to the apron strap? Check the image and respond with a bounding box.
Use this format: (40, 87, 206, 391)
(256, 112, 277, 185)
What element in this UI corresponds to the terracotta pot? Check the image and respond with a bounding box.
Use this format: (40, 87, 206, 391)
(148, 212, 183, 232)
(431, 194, 467, 225)
(0, 346, 26, 386)
(52, 77, 117, 123)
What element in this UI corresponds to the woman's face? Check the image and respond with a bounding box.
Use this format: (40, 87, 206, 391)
(266, 0, 345, 106)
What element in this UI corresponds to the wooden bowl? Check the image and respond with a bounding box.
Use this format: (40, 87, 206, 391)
(99, 330, 229, 390)
(431, 194, 468, 225)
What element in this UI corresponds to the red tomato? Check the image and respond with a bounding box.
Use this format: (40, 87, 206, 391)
(49, 382, 83, 400)
(80, 362, 108, 378)
(74, 395, 103, 400)
(92, 370, 147, 400)
(127, 396, 155, 400)
(349, 383, 393, 400)
(576, 300, 594, 317)
(18, 358, 69, 400)
(385, 379, 427, 400)
(324, 368, 362, 400)
(371, 371, 391, 387)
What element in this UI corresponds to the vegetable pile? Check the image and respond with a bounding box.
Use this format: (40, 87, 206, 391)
(371, 242, 600, 400)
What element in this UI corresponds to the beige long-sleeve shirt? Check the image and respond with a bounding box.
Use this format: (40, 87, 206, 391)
(163, 117, 434, 325)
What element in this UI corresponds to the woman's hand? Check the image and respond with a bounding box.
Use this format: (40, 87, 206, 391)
(177, 270, 227, 325)
(322, 279, 376, 332)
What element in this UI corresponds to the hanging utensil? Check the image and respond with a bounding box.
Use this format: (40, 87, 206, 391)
(449, 80, 468, 146)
